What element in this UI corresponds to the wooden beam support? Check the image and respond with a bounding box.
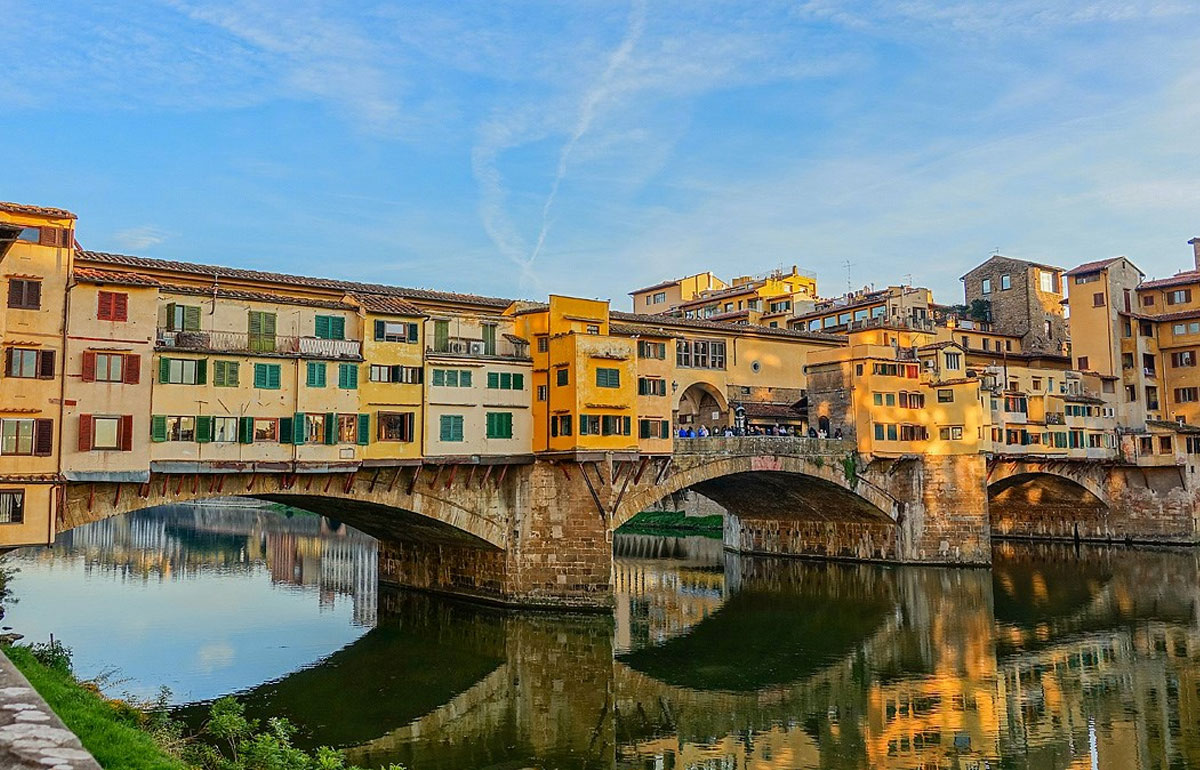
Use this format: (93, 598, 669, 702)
(445, 464, 457, 490)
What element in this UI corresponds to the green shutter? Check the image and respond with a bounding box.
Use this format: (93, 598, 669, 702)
(331, 317, 345, 340)
(214, 361, 225, 387)
(461, 370, 472, 387)
(357, 414, 370, 445)
(253, 364, 266, 389)
(293, 413, 306, 444)
(196, 415, 213, 443)
(315, 315, 331, 339)
(183, 305, 201, 331)
(227, 362, 240, 387)
(324, 413, 337, 444)
(159, 357, 171, 384)
(482, 324, 496, 355)
(579, 415, 588, 435)
(434, 320, 449, 351)
(407, 323, 419, 343)
(440, 415, 451, 441)
(164, 303, 177, 330)
(374, 319, 386, 340)
(239, 416, 254, 444)
(150, 415, 167, 442)
(487, 372, 499, 389)
(500, 372, 512, 389)
(512, 373, 523, 390)
(307, 362, 324, 387)
(267, 365, 281, 390)
(339, 363, 358, 389)
(279, 417, 293, 444)
(195, 359, 207, 385)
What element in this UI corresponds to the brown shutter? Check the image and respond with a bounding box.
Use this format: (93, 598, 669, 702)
(119, 415, 133, 451)
(37, 349, 55, 379)
(3, 348, 12, 376)
(6, 281, 18, 307)
(81, 351, 96, 382)
(97, 292, 111, 320)
(123, 354, 140, 384)
(27, 281, 40, 310)
(78, 415, 93, 452)
(34, 419, 54, 456)
(39, 227, 56, 246)
(113, 293, 128, 322)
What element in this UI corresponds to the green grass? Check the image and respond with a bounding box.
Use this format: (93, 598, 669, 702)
(616, 510, 723, 538)
(4, 646, 188, 770)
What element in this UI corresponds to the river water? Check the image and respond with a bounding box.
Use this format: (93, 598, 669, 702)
(2, 503, 1199, 770)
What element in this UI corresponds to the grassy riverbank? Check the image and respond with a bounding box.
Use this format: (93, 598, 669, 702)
(4, 645, 187, 770)
(616, 510, 723, 538)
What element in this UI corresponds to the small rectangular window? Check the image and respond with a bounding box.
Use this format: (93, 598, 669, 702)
(439, 414, 464, 442)
(96, 291, 129, 322)
(254, 363, 282, 390)
(1000, 274, 1011, 290)
(377, 412, 415, 442)
(0, 490, 25, 524)
(7, 279, 41, 310)
(596, 367, 620, 388)
(556, 368, 569, 386)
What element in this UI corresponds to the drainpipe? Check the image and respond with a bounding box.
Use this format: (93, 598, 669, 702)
(54, 242, 72, 543)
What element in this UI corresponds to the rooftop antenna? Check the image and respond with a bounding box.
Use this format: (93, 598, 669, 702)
(991, 247, 1001, 256)
(903, 273, 913, 287)
(843, 260, 852, 293)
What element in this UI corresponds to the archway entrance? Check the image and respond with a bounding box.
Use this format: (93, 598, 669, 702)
(675, 382, 729, 433)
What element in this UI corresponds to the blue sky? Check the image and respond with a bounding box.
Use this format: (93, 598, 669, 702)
(3, 1, 1198, 308)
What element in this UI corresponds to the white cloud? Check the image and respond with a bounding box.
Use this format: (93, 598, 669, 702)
(113, 226, 170, 251)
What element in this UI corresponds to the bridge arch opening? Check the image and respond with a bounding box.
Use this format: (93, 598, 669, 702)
(987, 471, 1110, 541)
(675, 382, 729, 431)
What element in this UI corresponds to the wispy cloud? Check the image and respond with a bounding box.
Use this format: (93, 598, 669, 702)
(113, 226, 170, 251)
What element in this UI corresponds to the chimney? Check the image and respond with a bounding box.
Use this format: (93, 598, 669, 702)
(1191, 237, 1200, 271)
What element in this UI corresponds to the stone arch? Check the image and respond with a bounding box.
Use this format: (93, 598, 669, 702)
(614, 453, 898, 532)
(986, 462, 1111, 540)
(675, 381, 729, 430)
(59, 469, 511, 550)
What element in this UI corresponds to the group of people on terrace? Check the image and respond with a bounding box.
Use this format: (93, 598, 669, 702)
(677, 424, 844, 439)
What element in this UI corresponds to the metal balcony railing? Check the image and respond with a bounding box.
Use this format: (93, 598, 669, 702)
(427, 335, 529, 359)
(157, 329, 362, 359)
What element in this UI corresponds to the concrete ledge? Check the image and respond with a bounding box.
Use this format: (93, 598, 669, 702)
(0, 651, 101, 770)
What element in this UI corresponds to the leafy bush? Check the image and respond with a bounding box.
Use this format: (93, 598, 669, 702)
(27, 636, 73, 674)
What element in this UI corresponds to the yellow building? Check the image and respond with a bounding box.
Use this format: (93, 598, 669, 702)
(676, 266, 818, 324)
(0, 202, 75, 546)
(789, 285, 932, 334)
(629, 271, 725, 315)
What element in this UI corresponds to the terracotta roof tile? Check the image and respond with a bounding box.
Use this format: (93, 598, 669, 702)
(158, 283, 355, 310)
(1141, 271, 1200, 290)
(78, 250, 515, 308)
(610, 311, 844, 343)
(73, 267, 161, 287)
(0, 201, 78, 220)
(348, 293, 426, 317)
(1064, 257, 1127, 277)
(628, 279, 681, 295)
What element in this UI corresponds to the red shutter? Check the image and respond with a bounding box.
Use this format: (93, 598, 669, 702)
(119, 415, 133, 451)
(97, 292, 113, 321)
(34, 419, 53, 456)
(81, 351, 96, 382)
(113, 293, 128, 322)
(123, 354, 140, 384)
(78, 415, 93, 452)
(37, 349, 55, 379)
(39, 227, 57, 246)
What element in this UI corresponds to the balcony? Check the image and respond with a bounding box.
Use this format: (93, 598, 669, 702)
(157, 329, 362, 359)
(427, 335, 530, 361)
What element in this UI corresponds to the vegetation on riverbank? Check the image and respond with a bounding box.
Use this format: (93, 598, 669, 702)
(616, 510, 723, 538)
(2, 640, 405, 770)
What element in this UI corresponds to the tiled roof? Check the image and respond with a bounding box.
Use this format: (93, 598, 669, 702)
(608, 322, 679, 338)
(1064, 257, 1126, 277)
(158, 283, 355, 310)
(73, 267, 161, 287)
(349, 293, 426, 317)
(1146, 419, 1200, 434)
(628, 279, 681, 295)
(0, 201, 77, 220)
(677, 283, 761, 308)
(1140, 271, 1200, 291)
(78, 251, 515, 308)
(1146, 308, 1200, 323)
(959, 254, 1064, 279)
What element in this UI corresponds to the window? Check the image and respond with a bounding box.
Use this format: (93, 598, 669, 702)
(439, 414, 464, 442)
(378, 412, 415, 442)
(314, 315, 346, 340)
(369, 365, 423, 384)
(165, 303, 201, 331)
(537, 337, 549, 353)
(253, 419, 278, 442)
(1147, 386, 1160, 411)
(482, 324, 497, 354)
(637, 340, 666, 359)
(937, 389, 954, 403)
(898, 392, 925, 409)
(939, 426, 964, 440)
(159, 357, 204, 385)
(91, 353, 124, 382)
(486, 371, 525, 390)
(944, 352, 961, 370)
(1005, 395, 1028, 413)
(338, 363, 358, 389)
(5, 348, 54, 379)
(596, 368, 620, 388)
(1000, 274, 1011, 290)
(337, 414, 359, 443)
(1168, 289, 1192, 305)
(374, 320, 419, 343)
(89, 416, 122, 449)
(1142, 294, 1155, 306)
(981, 278, 992, 295)
(212, 417, 238, 443)
(1160, 436, 1173, 454)
(0, 490, 24, 524)
(1175, 388, 1199, 403)
(1005, 340, 1012, 352)
(485, 412, 513, 439)
(637, 377, 667, 396)
(1032, 378, 1042, 391)
(7, 279, 41, 310)
(1, 419, 51, 456)
(1171, 351, 1196, 368)
(1121, 352, 1134, 369)
(638, 419, 670, 439)
(300, 413, 325, 444)
(556, 368, 569, 386)
(160, 416, 196, 442)
(247, 311, 277, 352)
(899, 424, 928, 441)
(1143, 353, 1156, 372)
(585, 324, 600, 335)
(432, 369, 472, 387)
(676, 339, 727, 370)
(651, 291, 666, 304)
(552, 415, 573, 436)
(1144, 322, 1159, 337)
(213, 360, 239, 387)
(1093, 292, 1105, 307)
(1039, 271, 1057, 293)
(1077, 356, 1089, 371)
(536, 384, 548, 401)
(96, 291, 128, 322)
(253, 363, 281, 390)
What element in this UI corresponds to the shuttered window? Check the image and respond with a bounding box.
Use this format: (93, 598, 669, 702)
(0, 418, 53, 456)
(486, 372, 524, 390)
(306, 362, 327, 388)
(158, 357, 206, 385)
(7, 279, 41, 310)
(165, 303, 202, 331)
(97, 291, 128, 321)
(378, 412, 415, 442)
(5, 348, 54, 379)
(314, 315, 346, 340)
(248, 311, 277, 352)
(485, 412, 513, 439)
(338, 363, 358, 389)
(596, 368, 620, 388)
(253, 363, 281, 390)
(439, 415, 464, 442)
(213, 361, 239, 387)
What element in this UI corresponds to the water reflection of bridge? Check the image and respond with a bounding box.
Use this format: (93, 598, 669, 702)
(48, 503, 380, 626)
(205, 542, 1200, 770)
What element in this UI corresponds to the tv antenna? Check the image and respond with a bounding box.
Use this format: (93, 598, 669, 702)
(844, 260, 852, 293)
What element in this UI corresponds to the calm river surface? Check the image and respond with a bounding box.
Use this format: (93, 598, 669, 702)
(3, 504, 1199, 770)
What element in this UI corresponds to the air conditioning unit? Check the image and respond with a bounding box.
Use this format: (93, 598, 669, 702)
(448, 340, 467, 354)
(468, 341, 486, 355)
